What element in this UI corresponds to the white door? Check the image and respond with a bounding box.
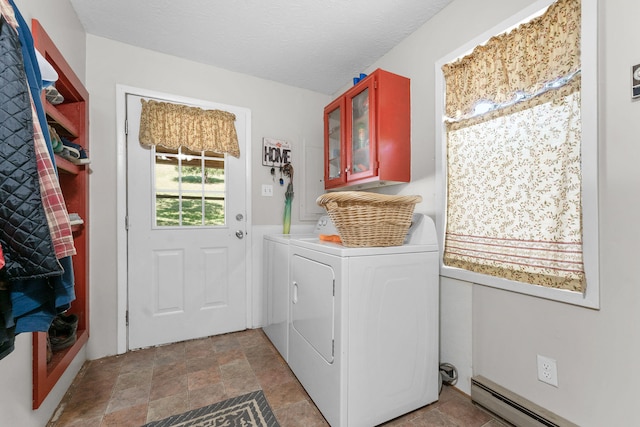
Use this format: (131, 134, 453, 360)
(126, 93, 249, 350)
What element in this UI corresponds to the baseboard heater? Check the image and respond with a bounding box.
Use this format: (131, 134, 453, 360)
(471, 376, 578, 427)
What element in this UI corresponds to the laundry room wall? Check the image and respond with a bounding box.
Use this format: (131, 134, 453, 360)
(359, 0, 640, 426)
(13, 0, 85, 80)
(84, 35, 329, 359)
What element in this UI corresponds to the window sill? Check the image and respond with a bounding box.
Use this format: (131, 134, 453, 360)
(440, 265, 599, 309)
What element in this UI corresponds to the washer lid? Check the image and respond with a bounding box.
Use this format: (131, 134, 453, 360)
(264, 233, 316, 244)
(290, 238, 436, 256)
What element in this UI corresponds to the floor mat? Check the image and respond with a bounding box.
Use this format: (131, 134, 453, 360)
(142, 390, 280, 427)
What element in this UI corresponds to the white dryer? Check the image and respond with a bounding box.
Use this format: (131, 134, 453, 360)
(287, 214, 439, 427)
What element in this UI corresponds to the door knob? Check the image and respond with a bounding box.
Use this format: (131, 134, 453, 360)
(235, 230, 244, 239)
(236, 213, 244, 221)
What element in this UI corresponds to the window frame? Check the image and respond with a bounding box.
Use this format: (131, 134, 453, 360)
(434, 0, 599, 308)
(151, 146, 227, 228)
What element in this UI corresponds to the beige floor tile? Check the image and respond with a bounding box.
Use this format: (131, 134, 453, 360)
(188, 382, 227, 410)
(146, 392, 189, 423)
(49, 329, 503, 427)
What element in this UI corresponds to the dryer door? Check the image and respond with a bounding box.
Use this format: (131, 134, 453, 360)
(291, 254, 335, 363)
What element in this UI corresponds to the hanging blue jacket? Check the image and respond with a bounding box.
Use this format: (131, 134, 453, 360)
(8, 0, 56, 163)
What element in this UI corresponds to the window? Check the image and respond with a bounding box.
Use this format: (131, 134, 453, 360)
(138, 97, 240, 227)
(153, 146, 226, 227)
(435, 0, 599, 308)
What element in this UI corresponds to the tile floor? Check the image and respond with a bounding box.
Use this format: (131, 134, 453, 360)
(48, 329, 506, 427)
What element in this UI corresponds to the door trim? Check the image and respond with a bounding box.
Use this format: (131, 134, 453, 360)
(115, 85, 252, 354)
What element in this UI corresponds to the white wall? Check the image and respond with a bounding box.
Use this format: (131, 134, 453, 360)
(366, 0, 639, 425)
(84, 36, 329, 359)
(13, 0, 86, 80)
(0, 1, 87, 426)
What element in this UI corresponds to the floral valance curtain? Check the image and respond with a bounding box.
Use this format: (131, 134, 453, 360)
(139, 99, 240, 158)
(441, 0, 580, 120)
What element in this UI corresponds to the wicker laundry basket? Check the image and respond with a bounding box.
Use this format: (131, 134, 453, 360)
(316, 191, 422, 247)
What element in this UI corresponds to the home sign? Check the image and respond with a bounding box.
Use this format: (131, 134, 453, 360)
(262, 137, 292, 167)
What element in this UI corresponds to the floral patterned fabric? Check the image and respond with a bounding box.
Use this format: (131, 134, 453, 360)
(443, 78, 585, 292)
(442, 0, 585, 292)
(441, 0, 581, 120)
(139, 99, 240, 158)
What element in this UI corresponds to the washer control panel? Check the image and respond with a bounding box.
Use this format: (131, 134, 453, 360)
(314, 215, 339, 236)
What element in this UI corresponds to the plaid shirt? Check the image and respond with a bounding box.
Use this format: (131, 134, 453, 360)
(0, 1, 13, 26)
(32, 101, 76, 259)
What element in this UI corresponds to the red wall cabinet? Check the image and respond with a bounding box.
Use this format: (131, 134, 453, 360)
(323, 69, 410, 190)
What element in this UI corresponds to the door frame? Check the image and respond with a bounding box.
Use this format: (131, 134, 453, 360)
(115, 85, 253, 354)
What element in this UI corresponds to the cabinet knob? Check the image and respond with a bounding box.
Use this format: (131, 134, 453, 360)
(345, 166, 350, 174)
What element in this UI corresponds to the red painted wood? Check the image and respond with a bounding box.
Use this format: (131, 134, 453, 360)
(31, 19, 90, 409)
(323, 69, 411, 190)
(344, 77, 378, 183)
(54, 155, 79, 175)
(43, 101, 79, 137)
(323, 97, 346, 189)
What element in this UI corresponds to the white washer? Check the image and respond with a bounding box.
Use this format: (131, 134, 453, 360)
(287, 214, 439, 427)
(263, 234, 298, 361)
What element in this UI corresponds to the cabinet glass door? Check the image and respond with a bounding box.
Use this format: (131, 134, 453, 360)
(324, 100, 346, 187)
(329, 107, 342, 179)
(350, 88, 371, 175)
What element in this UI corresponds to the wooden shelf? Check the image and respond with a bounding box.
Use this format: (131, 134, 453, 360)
(70, 223, 84, 234)
(45, 101, 79, 138)
(32, 19, 90, 410)
(32, 329, 88, 407)
(54, 155, 80, 175)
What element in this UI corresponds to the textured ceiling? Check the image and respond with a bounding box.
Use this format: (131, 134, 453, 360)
(68, 0, 452, 95)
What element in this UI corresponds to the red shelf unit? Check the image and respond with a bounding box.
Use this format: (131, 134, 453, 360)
(31, 19, 90, 409)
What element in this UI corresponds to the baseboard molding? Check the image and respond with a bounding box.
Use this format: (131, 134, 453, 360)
(471, 376, 578, 427)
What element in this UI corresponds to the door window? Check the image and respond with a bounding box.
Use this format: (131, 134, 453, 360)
(153, 146, 225, 227)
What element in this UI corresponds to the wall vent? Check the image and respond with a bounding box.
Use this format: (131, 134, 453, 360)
(471, 376, 579, 427)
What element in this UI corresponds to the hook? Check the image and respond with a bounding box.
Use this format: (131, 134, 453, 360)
(282, 163, 294, 181)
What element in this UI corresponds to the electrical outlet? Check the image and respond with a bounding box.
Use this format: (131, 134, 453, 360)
(537, 355, 558, 387)
(261, 184, 273, 197)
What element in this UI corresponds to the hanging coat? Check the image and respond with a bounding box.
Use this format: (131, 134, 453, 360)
(0, 13, 62, 280)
